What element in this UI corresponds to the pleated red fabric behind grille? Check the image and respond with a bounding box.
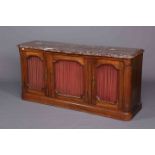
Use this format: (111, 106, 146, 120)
(96, 65, 118, 103)
(27, 57, 44, 90)
(55, 61, 84, 97)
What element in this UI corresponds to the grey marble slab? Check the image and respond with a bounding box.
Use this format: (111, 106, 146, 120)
(18, 40, 144, 59)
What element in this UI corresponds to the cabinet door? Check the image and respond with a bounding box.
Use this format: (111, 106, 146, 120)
(47, 54, 87, 104)
(92, 59, 124, 110)
(20, 48, 46, 95)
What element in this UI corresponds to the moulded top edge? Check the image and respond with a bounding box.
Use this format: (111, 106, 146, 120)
(18, 40, 144, 59)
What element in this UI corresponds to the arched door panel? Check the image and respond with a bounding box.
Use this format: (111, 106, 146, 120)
(54, 60, 84, 98)
(92, 59, 124, 110)
(47, 54, 87, 104)
(21, 49, 46, 95)
(27, 56, 45, 91)
(96, 64, 119, 103)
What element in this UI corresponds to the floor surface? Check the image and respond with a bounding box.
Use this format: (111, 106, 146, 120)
(0, 80, 154, 128)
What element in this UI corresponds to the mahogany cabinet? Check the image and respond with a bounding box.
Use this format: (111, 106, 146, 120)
(18, 41, 144, 120)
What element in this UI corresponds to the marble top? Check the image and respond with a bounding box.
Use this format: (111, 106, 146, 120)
(18, 40, 144, 59)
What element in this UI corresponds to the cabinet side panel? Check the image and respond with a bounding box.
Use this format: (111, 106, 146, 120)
(27, 57, 45, 90)
(96, 65, 119, 103)
(55, 60, 84, 97)
(19, 50, 26, 96)
(132, 54, 143, 108)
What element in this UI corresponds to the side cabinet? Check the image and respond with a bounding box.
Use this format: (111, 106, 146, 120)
(18, 41, 144, 121)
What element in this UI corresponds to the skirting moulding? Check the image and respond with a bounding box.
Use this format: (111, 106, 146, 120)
(18, 41, 144, 121)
